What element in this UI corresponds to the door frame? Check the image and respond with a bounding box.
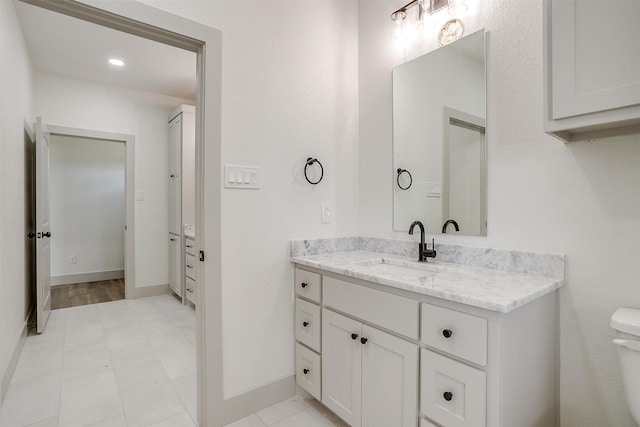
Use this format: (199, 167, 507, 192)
(20, 1, 224, 425)
(47, 125, 135, 299)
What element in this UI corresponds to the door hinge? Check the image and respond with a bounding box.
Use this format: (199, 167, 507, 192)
(199, 250, 205, 262)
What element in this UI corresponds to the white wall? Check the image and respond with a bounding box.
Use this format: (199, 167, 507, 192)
(137, 0, 360, 399)
(34, 71, 192, 289)
(49, 135, 125, 280)
(0, 0, 34, 395)
(358, 1, 640, 426)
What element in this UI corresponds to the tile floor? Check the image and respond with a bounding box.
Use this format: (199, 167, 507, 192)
(0, 294, 345, 427)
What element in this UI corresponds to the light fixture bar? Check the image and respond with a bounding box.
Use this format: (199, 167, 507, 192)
(390, 0, 449, 20)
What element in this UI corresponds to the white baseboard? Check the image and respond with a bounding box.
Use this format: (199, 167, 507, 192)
(128, 284, 169, 299)
(1, 311, 32, 403)
(51, 270, 124, 286)
(222, 376, 295, 425)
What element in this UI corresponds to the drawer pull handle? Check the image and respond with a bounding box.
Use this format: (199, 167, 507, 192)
(301, 282, 308, 288)
(303, 368, 310, 375)
(302, 321, 309, 327)
(442, 329, 453, 338)
(351, 333, 359, 340)
(186, 264, 194, 268)
(443, 391, 453, 401)
(360, 337, 368, 345)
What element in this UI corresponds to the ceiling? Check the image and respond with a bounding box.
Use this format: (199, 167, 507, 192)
(15, 1, 197, 100)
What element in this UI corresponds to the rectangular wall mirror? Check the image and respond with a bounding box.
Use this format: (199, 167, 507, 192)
(393, 29, 487, 236)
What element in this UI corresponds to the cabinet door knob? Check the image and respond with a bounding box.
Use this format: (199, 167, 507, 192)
(303, 368, 310, 375)
(442, 329, 453, 338)
(351, 333, 358, 340)
(360, 337, 368, 345)
(302, 321, 309, 327)
(443, 391, 453, 401)
(170, 174, 176, 178)
(301, 282, 308, 288)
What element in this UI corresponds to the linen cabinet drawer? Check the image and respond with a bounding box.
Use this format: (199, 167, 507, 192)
(420, 418, 439, 427)
(323, 276, 419, 340)
(295, 268, 321, 303)
(185, 254, 195, 280)
(421, 303, 487, 366)
(421, 349, 486, 427)
(296, 342, 321, 400)
(185, 239, 195, 255)
(185, 277, 196, 303)
(296, 298, 321, 352)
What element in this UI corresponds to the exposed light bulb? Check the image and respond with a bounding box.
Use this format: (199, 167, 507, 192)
(108, 58, 125, 67)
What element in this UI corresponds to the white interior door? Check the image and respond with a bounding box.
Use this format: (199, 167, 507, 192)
(35, 117, 52, 334)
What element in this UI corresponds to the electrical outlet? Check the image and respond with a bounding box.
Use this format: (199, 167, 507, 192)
(69, 255, 77, 264)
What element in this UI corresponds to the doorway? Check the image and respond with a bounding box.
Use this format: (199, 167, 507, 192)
(48, 132, 130, 309)
(18, 1, 223, 425)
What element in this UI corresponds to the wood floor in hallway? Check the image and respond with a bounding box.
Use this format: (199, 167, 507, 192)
(51, 279, 125, 309)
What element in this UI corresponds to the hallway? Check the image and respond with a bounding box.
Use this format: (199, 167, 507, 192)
(0, 294, 196, 426)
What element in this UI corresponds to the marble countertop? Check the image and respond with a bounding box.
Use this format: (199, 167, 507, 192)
(291, 250, 564, 313)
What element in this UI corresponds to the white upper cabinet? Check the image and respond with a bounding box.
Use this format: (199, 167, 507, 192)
(544, 0, 640, 142)
(168, 105, 195, 235)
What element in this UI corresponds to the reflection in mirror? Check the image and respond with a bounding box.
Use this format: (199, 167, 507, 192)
(393, 29, 486, 236)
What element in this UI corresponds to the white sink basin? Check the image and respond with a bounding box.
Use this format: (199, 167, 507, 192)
(355, 257, 444, 278)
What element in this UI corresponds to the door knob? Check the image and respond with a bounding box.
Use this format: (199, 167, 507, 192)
(27, 232, 36, 239)
(43, 232, 51, 238)
(443, 391, 453, 401)
(302, 321, 309, 327)
(303, 368, 310, 375)
(301, 282, 308, 288)
(442, 329, 453, 338)
(351, 333, 358, 340)
(360, 337, 368, 344)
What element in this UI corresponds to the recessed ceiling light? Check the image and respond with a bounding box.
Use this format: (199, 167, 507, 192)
(108, 58, 125, 67)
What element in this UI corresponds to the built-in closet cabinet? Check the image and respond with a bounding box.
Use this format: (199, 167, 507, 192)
(168, 104, 195, 302)
(168, 234, 182, 296)
(544, 0, 640, 142)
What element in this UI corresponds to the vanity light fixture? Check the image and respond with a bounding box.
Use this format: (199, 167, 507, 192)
(108, 58, 125, 67)
(391, 0, 449, 28)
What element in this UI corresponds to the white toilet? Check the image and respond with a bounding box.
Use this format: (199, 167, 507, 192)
(611, 308, 640, 425)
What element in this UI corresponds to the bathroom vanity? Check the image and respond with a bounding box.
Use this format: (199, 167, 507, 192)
(291, 239, 564, 427)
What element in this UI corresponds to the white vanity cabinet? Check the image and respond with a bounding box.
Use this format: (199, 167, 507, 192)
(544, 0, 640, 142)
(294, 269, 322, 400)
(322, 308, 418, 427)
(293, 265, 559, 427)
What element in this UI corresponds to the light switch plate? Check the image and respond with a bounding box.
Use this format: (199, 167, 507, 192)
(321, 204, 332, 224)
(425, 182, 442, 198)
(224, 165, 260, 189)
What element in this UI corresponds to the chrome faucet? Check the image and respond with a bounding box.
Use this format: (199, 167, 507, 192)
(442, 219, 460, 234)
(408, 220, 437, 262)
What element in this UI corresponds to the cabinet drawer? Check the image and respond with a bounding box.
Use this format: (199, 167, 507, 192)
(185, 254, 195, 279)
(421, 349, 486, 427)
(185, 277, 196, 304)
(421, 303, 487, 366)
(185, 239, 195, 256)
(294, 268, 321, 303)
(296, 343, 321, 400)
(296, 298, 321, 352)
(324, 276, 419, 340)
